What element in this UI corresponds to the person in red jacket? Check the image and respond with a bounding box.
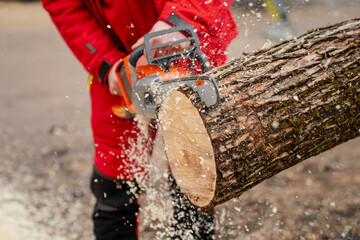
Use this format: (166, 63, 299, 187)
(42, 1, 238, 239)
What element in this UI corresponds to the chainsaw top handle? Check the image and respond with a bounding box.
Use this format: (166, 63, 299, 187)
(128, 24, 211, 86)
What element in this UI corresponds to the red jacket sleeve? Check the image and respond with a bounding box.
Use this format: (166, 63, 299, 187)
(41, 0, 125, 81)
(156, 0, 238, 63)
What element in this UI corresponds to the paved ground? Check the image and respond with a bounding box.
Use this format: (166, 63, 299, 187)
(0, 1, 359, 239)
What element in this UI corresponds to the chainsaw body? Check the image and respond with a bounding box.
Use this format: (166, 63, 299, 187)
(112, 24, 220, 119)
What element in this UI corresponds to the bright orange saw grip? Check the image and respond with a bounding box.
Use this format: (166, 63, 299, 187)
(122, 55, 133, 87)
(114, 58, 133, 111)
(121, 56, 137, 114)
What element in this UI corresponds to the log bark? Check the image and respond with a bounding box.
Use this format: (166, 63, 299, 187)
(159, 18, 360, 210)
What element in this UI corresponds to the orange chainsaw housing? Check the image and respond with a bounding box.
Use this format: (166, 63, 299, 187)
(112, 55, 191, 118)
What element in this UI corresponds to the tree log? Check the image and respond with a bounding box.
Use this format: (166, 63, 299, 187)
(159, 18, 360, 210)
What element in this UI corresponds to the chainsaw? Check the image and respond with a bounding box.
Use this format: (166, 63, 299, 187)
(112, 24, 220, 119)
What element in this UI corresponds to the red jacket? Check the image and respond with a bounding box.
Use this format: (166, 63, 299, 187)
(42, 0, 238, 180)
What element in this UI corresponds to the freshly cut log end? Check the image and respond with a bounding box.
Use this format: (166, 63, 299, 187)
(159, 90, 217, 208)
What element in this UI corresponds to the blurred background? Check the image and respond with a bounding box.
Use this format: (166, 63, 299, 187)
(0, 0, 360, 239)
